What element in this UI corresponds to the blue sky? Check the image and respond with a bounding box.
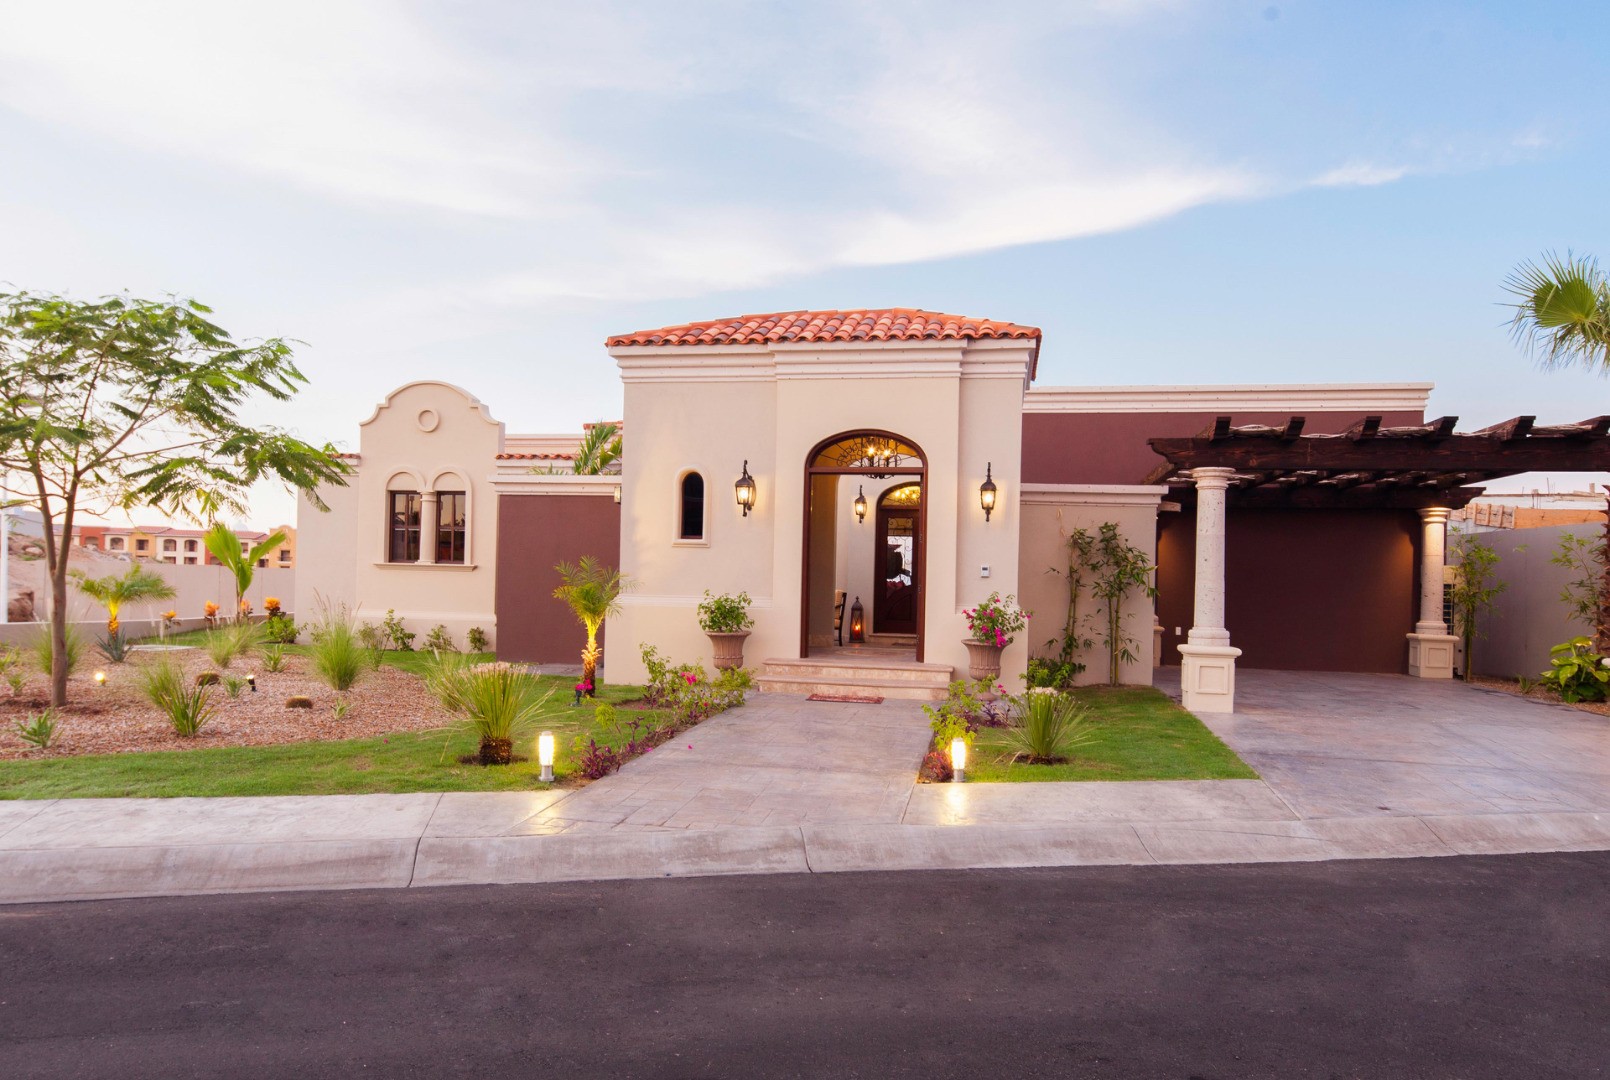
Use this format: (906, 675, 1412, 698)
(1, 0, 1606, 524)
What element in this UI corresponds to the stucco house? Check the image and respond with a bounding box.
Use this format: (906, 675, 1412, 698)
(297, 308, 1608, 712)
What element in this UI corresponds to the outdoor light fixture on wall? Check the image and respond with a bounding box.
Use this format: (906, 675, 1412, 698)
(613, 485, 622, 505)
(854, 485, 868, 524)
(735, 460, 756, 517)
(979, 462, 998, 522)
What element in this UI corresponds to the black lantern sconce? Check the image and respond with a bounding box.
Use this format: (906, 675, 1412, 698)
(980, 462, 998, 522)
(848, 596, 865, 643)
(853, 485, 868, 524)
(735, 460, 756, 517)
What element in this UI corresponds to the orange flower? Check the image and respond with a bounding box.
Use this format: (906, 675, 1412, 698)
(204, 601, 219, 617)
(264, 597, 281, 612)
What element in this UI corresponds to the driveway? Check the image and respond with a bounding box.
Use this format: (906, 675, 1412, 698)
(1157, 667, 1610, 819)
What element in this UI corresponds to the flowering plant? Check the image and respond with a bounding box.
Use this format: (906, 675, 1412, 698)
(203, 601, 219, 617)
(161, 610, 178, 624)
(264, 597, 281, 614)
(963, 592, 1028, 647)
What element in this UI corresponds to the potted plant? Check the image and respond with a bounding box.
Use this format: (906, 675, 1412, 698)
(698, 590, 753, 670)
(963, 592, 1028, 693)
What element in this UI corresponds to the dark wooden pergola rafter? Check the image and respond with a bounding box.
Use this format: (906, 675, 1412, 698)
(1145, 414, 1610, 509)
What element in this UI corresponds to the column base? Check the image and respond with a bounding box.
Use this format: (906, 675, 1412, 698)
(1177, 643, 1243, 714)
(1406, 633, 1459, 679)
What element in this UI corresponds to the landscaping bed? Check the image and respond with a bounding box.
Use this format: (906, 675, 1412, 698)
(1469, 675, 1610, 718)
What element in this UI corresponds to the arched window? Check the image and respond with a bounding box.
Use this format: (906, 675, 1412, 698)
(679, 472, 705, 540)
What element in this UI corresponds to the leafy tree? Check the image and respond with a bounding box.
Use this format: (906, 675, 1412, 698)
(1504, 252, 1610, 652)
(1552, 530, 1607, 652)
(204, 523, 286, 622)
(552, 557, 630, 694)
(1450, 532, 1507, 680)
(72, 563, 176, 638)
(0, 292, 349, 706)
(1088, 522, 1158, 686)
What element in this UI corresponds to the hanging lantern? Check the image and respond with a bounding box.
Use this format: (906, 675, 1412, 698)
(854, 485, 868, 524)
(980, 462, 998, 522)
(735, 460, 756, 517)
(849, 596, 865, 643)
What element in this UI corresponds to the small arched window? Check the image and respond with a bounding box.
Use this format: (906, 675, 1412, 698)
(679, 472, 705, 540)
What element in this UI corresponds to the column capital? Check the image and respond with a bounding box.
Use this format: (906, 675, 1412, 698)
(1418, 505, 1452, 525)
(1188, 466, 1238, 491)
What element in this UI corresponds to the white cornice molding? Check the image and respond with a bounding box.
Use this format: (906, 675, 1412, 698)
(489, 471, 621, 497)
(1022, 484, 1169, 507)
(619, 593, 775, 608)
(1023, 383, 1434, 414)
(612, 339, 1033, 384)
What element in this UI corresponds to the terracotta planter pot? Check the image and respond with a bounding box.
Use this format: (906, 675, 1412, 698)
(707, 631, 752, 671)
(964, 639, 1006, 689)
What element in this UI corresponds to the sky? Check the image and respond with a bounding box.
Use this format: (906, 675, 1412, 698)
(1, 0, 1607, 527)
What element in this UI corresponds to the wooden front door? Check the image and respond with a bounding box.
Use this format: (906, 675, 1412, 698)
(873, 499, 920, 635)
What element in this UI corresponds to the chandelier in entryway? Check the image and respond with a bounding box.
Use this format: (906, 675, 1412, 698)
(827, 435, 908, 477)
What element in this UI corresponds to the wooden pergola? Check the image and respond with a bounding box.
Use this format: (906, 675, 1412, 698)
(1145, 414, 1610, 508)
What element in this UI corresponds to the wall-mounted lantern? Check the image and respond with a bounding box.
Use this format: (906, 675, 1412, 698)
(980, 462, 998, 522)
(735, 460, 756, 517)
(854, 485, 868, 524)
(849, 596, 865, 643)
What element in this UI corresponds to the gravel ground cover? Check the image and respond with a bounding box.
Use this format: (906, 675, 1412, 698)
(0, 647, 450, 759)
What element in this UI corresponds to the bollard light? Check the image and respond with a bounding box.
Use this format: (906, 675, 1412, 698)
(247, 674, 257, 693)
(93, 670, 107, 686)
(537, 731, 556, 783)
(950, 737, 967, 783)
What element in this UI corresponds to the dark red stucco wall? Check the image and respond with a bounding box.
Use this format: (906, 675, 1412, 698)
(1156, 508, 1420, 673)
(1023, 410, 1426, 485)
(495, 494, 622, 664)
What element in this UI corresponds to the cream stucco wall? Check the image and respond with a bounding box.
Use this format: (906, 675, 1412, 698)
(609, 339, 1032, 685)
(1016, 485, 1166, 686)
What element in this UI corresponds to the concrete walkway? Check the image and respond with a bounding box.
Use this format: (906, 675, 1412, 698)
(3, 675, 1608, 903)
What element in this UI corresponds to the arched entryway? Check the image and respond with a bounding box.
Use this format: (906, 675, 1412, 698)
(801, 431, 928, 661)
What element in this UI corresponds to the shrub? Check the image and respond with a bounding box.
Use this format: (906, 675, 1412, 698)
(139, 658, 216, 737)
(32, 624, 86, 678)
(195, 671, 221, 687)
(14, 709, 62, 750)
(920, 749, 953, 783)
(203, 621, 262, 668)
(0, 646, 26, 694)
(1538, 637, 1610, 703)
(423, 625, 457, 653)
(223, 674, 246, 699)
(922, 679, 1009, 734)
(697, 590, 753, 634)
(1026, 657, 1084, 690)
(637, 646, 751, 722)
(425, 657, 555, 765)
(466, 626, 489, 653)
(574, 700, 673, 779)
(263, 613, 298, 644)
(97, 630, 131, 664)
(1003, 688, 1096, 764)
(357, 622, 385, 652)
(286, 695, 313, 709)
(261, 644, 287, 673)
(332, 697, 352, 720)
(308, 612, 368, 692)
(380, 609, 415, 651)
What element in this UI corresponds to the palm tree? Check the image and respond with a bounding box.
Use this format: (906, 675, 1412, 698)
(1505, 252, 1610, 652)
(204, 523, 286, 622)
(72, 564, 177, 639)
(552, 557, 630, 694)
(572, 421, 622, 475)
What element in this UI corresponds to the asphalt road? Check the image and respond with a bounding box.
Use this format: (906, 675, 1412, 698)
(1, 852, 1605, 1079)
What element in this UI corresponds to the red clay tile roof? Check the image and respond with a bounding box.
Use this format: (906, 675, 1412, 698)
(606, 309, 1041, 365)
(494, 452, 577, 461)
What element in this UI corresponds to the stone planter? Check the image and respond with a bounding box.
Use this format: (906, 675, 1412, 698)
(964, 639, 1006, 693)
(707, 631, 752, 671)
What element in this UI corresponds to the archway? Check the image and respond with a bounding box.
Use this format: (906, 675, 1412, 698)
(801, 430, 928, 661)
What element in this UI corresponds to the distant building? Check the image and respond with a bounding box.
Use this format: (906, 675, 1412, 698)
(1455, 486, 1608, 530)
(97, 524, 297, 567)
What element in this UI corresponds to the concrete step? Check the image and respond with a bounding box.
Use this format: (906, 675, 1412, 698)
(754, 672, 950, 702)
(757, 656, 955, 702)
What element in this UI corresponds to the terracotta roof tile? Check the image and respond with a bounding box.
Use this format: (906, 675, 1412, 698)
(495, 452, 577, 461)
(606, 309, 1041, 369)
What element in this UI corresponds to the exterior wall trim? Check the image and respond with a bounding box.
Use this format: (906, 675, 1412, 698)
(1024, 383, 1434, 413)
(1021, 484, 1170, 507)
(489, 472, 620, 497)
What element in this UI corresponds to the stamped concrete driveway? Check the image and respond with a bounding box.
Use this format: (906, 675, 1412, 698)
(1158, 668, 1610, 819)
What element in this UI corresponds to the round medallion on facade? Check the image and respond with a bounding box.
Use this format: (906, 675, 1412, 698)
(416, 409, 440, 432)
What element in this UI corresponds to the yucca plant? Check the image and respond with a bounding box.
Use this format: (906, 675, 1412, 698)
(203, 621, 262, 668)
(139, 658, 216, 737)
(32, 624, 85, 678)
(552, 557, 630, 694)
(261, 644, 287, 673)
(307, 611, 367, 692)
(425, 656, 555, 765)
(1004, 689, 1096, 765)
(14, 709, 62, 749)
(71, 563, 176, 639)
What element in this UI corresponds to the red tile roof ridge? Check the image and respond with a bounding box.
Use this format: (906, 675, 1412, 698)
(605, 308, 1042, 352)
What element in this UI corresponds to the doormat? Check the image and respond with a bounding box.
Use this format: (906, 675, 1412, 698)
(807, 693, 885, 704)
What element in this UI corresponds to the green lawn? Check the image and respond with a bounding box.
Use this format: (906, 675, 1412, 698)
(0, 675, 663, 800)
(964, 685, 1258, 783)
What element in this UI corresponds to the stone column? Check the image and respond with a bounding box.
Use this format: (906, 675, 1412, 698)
(1177, 467, 1242, 713)
(419, 491, 439, 565)
(1406, 506, 1458, 678)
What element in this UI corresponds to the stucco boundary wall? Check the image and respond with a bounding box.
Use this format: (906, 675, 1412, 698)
(1471, 522, 1599, 679)
(1018, 485, 1166, 686)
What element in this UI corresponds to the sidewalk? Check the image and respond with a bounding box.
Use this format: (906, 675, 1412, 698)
(4, 683, 1609, 904)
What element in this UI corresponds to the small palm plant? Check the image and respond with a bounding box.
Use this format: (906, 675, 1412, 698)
(425, 657, 555, 765)
(72, 564, 176, 659)
(204, 523, 286, 623)
(552, 557, 630, 695)
(572, 421, 623, 475)
(1004, 689, 1096, 765)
